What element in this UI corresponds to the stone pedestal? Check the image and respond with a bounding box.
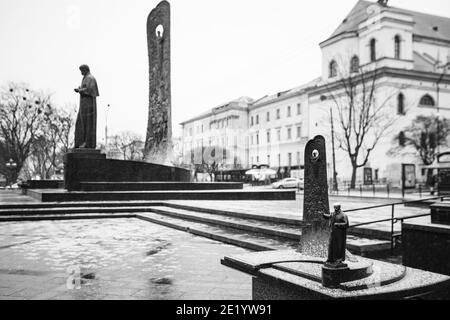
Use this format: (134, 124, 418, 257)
(63, 149, 191, 192)
(402, 217, 450, 276)
(63, 149, 106, 191)
(222, 250, 450, 299)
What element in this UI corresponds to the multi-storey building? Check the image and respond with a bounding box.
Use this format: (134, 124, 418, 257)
(180, 97, 252, 170)
(180, 0, 450, 185)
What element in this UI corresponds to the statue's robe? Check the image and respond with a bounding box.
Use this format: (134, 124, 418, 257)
(325, 212, 349, 264)
(75, 73, 99, 149)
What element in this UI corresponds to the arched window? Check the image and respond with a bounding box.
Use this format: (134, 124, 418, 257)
(398, 131, 406, 146)
(350, 55, 360, 73)
(397, 93, 405, 115)
(394, 35, 401, 59)
(419, 94, 435, 107)
(370, 39, 376, 62)
(329, 60, 337, 78)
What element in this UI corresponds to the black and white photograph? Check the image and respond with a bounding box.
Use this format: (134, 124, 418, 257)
(0, 0, 450, 306)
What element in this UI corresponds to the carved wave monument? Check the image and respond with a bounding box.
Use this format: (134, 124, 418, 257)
(222, 136, 450, 299)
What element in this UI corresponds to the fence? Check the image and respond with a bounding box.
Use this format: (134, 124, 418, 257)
(329, 181, 433, 199)
(346, 196, 446, 253)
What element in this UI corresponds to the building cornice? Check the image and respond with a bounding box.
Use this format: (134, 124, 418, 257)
(308, 67, 450, 98)
(180, 106, 248, 125)
(413, 34, 450, 46)
(319, 31, 358, 48)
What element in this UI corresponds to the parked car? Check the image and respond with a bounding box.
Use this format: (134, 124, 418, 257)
(272, 178, 303, 189)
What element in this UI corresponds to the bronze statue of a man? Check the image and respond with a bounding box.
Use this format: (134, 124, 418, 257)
(323, 203, 349, 268)
(74, 64, 99, 149)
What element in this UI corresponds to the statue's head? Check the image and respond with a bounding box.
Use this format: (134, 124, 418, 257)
(334, 203, 341, 212)
(79, 64, 90, 76)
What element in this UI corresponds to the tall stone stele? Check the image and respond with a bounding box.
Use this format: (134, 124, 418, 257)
(145, 0, 172, 164)
(298, 135, 331, 257)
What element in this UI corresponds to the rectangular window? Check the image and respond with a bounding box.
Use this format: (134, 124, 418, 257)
(251, 135, 254, 145)
(297, 103, 301, 115)
(256, 133, 259, 145)
(278, 154, 281, 167)
(267, 155, 270, 166)
(276, 109, 280, 120)
(256, 115, 259, 125)
(296, 152, 301, 165)
(266, 112, 270, 122)
(277, 129, 281, 141)
(297, 126, 301, 138)
(287, 128, 292, 140)
(251, 116, 254, 126)
(287, 106, 291, 117)
(288, 153, 292, 167)
(267, 131, 271, 143)
(256, 156, 259, 163)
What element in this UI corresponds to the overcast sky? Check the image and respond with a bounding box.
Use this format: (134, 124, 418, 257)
(1, 0, 449, 142)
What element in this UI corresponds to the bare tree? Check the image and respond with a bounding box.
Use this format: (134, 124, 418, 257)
(325, 67, 399, 188)
(25, 105, 76, 179)
(0, 83, 51, 183)
(108, 131, 145, 161)
(390, 115, 450, 166)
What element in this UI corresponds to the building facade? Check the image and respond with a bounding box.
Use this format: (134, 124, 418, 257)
(180, 0, 450, 185)
(180, 97, 252, 171)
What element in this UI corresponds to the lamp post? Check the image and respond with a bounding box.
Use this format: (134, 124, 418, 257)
(105, 104, 110, 152)
(321, 95, 338, 192)
(5, 158, 17, 189)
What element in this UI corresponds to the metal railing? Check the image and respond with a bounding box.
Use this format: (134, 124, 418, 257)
(346, 196, 446, 253)
(329, 182, 433, 199)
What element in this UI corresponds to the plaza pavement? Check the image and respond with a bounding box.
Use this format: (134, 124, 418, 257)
(0, 189, 438, 300)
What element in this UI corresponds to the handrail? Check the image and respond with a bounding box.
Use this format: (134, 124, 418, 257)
(343, 195, 447, 254)
(349, 213, 432, 229)
(343, 196, 445, 213)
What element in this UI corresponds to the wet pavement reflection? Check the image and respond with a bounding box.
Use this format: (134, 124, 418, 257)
(0, 219, 252, 300)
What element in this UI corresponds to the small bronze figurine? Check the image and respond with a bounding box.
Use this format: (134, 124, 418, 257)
(323, 203, 349, 268)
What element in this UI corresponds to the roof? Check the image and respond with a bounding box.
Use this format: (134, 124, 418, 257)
(251, 77, 322, 109)
(326, 0, 450, 43)
(180, 96, 253, 125)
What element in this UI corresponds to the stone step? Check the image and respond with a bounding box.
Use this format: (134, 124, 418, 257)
(404, 199, 438, 208)
(27, 189, 295, 202)
(0, 200, 164, 210)
(0, 205, 161, 216)
(78, 181, 244, 191)
(346, 236, 392, 256)
(0, 212, 135, 222)
(163, 202, 304, 226)
(147, 206, 301, 240)
(135, 212, 298, 252)
(145, 206, 391, 256)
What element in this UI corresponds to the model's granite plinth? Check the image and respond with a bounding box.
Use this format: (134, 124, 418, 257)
(79, 181, 243, 191)
(403, 218, 450, 276)
(322, 261, 373, 289)
(221, 250, 450, 299)
(27, 189, 295, 202)
(430, 202, 450, 225)
(63, 149, 190, 191)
